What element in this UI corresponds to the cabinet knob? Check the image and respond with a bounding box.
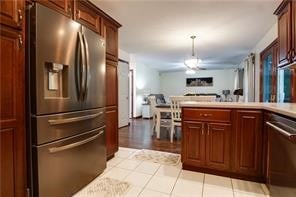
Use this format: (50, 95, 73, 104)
(201, 123, 204, 135)
(18, 35, 23, 48)
(18, 9, 23, 22)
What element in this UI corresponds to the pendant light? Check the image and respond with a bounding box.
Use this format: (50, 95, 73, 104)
(184, 36, 202, 70)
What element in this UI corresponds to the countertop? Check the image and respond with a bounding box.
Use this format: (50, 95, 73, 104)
(180, 102, 296, 119)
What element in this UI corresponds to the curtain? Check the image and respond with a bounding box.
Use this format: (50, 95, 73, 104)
(243, 53, 255, 102)
(234, 68, 244, 90)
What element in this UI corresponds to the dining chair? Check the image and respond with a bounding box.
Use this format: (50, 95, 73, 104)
(148, 96, 170, 136)
(169, 96, 184, 142)
(148, 96, 157, 130)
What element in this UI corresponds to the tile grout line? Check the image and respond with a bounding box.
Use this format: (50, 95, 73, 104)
(169, 164, 182, 196)
(231, 178, 235, 197)
(135, 162, 162, 197)
(201, 173, 205, 197)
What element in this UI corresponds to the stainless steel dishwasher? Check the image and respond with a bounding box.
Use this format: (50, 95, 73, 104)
(265, 113, 296, 197)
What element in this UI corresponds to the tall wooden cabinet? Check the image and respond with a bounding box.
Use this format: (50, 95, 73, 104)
(0, 1, 26, 196)
(105, 60, 119, 158)
(104, 19, 120, 158)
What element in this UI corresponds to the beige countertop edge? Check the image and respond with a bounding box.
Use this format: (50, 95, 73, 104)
(180, 102, 296, 119)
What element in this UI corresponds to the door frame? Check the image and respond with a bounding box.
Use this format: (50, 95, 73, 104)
(118, 58, 130, 126)
(259, 39, 278, 102)
(129, 69, 134, 119)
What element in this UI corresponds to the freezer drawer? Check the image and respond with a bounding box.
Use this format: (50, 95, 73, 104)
(32, 127, 106, 197)
(32, 108, 105, 145)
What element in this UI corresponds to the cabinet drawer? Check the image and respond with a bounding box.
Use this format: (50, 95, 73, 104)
(183, 108, 232, 122)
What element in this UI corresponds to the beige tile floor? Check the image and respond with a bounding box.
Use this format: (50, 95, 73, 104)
(74, 147, 269, 197)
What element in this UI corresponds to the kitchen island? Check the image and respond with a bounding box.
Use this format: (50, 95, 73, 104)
(180, 101, 296, 183)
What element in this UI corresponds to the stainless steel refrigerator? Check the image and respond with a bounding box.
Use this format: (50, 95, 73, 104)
(27, 3, 106, 197)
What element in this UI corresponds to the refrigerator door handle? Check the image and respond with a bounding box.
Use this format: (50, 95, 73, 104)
(48, 111, 104, 125)
(82, 34, 90, 101)
(48, 130, 104, 153)
(77, 31, 86, 101)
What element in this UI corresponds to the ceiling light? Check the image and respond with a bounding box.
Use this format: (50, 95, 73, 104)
(184, 36, 202, 70)
(185, 69, 196, 75)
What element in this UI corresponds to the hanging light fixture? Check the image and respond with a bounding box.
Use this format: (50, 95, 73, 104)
(184, 36, 202, 70)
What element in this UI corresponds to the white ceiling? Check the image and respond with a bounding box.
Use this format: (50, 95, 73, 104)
(92, 0, 281, 71)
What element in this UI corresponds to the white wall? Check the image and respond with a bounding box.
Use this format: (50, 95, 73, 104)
(128, 55, 161, 117)
(160, 69, 236, 99)
(134, 60, 160, 117)
(251, 23, 278, 101)
(119, 49, 130, 62)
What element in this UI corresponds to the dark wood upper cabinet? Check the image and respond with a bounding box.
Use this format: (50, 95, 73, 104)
(206, 123, 231, 171)
(278, 2, 291, 67)
(74, 0, 100, 34)
(0, 25, 26, 197)
(34, 0, 72, 17)
(0, 0, 24, 29)
(234, 110, 263, 177)
(260, 39, 278, 102)
(182, 121, 206, 166)
(102, 19, 119, 61)
(274, 0, 296, 66)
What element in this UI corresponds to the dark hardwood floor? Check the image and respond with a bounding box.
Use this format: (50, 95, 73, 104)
(119, 119, 181, 154)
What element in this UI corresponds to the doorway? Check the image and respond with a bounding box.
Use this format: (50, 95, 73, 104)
(118, 59, 130, 128)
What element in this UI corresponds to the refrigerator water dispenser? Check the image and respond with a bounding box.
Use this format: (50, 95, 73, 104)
(45, 62, 68, 98)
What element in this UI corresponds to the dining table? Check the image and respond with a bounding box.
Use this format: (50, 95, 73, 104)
(155, 103, 171, 139)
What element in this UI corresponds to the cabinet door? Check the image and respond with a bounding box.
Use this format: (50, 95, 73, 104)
(35, 0, 72, 17)
(182, 122, 206, 166)
(0, 0, 24, 29)
(106, 107, 118, 158)
(278, 2, 292, 67)
(206, 123, 231, 171)
(74, 0, 100, 34)
(292, 1, 296, 62)
(0, 27, 25, 197)
(234, 110, 263, 177)
(102, 19, 118, 61)
(106, 61, 118, 107)
(260, 40, 278, 102)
